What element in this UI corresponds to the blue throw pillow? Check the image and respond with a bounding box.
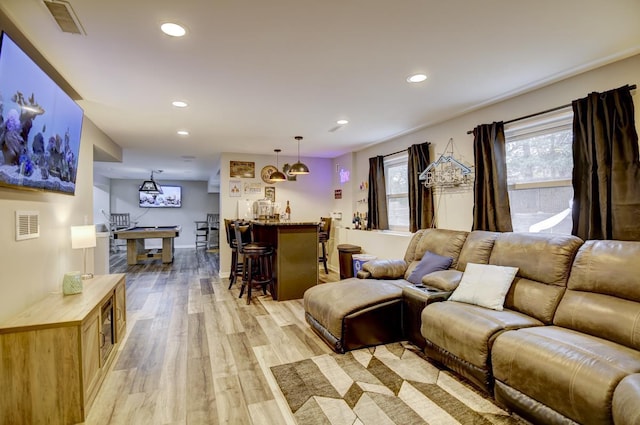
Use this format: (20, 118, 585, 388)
(407, 251, 453, 285)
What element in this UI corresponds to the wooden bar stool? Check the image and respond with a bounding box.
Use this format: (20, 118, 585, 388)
(318, 217, 332, 274)
(238, 243, 275, 305)
(226, 219, 252, 289)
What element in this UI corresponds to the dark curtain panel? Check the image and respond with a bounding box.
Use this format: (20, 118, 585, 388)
(408, 142, 434, 232)
(367, 156, 389, 230)
(571, 85, 640, 241)
(472, 122, 513, 232)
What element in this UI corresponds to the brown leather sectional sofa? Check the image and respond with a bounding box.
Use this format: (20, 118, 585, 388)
(303, 228, 640, 425)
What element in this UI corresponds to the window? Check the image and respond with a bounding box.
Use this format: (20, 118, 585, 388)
(505, 108, 573, 234)
(384, 153, 409, 231)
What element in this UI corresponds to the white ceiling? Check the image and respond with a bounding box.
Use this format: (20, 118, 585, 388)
(2, 0, 639, 185)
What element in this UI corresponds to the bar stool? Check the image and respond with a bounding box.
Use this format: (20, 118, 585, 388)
(239, 243, 275, 305)
(226, 219, 252, 289)
(318, 217, 332, 274)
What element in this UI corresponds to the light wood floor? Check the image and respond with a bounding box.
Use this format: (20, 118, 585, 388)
(84, 248, 340, 425)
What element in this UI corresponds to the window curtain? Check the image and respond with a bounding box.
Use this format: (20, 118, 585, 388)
(408, 142, 434, 232)
(367, 155, 389, 230)
(472, 122, 513, 232)
(571, 84, 640, 241)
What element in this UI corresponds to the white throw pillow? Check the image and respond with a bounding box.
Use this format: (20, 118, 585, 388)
(448, 263, 518, 311)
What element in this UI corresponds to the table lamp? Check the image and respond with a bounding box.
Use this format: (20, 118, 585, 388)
(71, 224, 96, 279)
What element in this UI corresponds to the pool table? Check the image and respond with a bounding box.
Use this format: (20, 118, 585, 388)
(113, 226, 181, 265)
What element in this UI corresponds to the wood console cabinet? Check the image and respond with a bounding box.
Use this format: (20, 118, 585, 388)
(0, 274, 127, 425)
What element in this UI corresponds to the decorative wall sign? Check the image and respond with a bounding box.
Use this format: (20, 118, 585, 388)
(229, 180, 241, 197)
(244, 182, 262, 195)
(334, 189, 342, 199)
(419, 138, 473, 192)
(230, 161, 255, 178)
(339, 168, 350, 184)
(265, 186, 276, 202)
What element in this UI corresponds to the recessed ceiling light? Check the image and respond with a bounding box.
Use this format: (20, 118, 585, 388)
(336, 119, 349, 125)
(172, 100, 188, 108)
(177, 130, 189, 136)
(407, 73, 428, 83)
(161, 22, 186, 37)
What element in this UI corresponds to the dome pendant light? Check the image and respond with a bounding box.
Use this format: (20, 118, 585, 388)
(270, 149, 287, 182)
(289, 136, 310, 175)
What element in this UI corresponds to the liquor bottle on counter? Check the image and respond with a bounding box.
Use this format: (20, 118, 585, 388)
(285, 200, 291, 221)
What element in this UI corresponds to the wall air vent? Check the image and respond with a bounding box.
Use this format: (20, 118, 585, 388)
(16, 211, 40, 241)
(43, 0, 86, 35)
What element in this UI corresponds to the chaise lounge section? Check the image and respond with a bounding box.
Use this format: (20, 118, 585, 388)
(303, 228, 468, 353)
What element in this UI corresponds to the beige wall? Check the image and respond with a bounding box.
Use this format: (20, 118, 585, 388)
(212, 60, 640, 276)
(0, 119, 104, 322)
(0, 14, 117, 322)
(353, 54, 640, 232)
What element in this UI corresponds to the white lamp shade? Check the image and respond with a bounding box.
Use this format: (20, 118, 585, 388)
(71, 225, 97, 249)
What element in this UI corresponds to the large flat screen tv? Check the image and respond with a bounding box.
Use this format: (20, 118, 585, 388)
(0, 32, 84, 195)
(139, 185, 182, 208)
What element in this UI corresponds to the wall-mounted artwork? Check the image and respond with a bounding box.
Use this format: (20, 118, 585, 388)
(340, 168, 351, 184)
(244, 182, 262, 195)
(265, 186, 275, 202)
(229, 179, 241, 197)
(230, 161, 255, 178)
(282, 163, 297, 181)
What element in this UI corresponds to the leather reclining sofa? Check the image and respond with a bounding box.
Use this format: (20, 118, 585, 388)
(303, 228, 640, 425)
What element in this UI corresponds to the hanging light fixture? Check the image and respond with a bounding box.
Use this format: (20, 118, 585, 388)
(289, 136, 310, 175)
(270, 149, 287, 182)
(139, 170, 163, 193)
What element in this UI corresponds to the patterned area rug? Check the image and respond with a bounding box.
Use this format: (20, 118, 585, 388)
(271, 342, 523, 425)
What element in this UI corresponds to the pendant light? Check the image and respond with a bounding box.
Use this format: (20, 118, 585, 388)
(270, 149, 287, 182)
(289, 136, 310, 175)
(139, 170, 163, 193)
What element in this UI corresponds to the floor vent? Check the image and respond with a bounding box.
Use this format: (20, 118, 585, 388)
(16, 211, 40, 241)
(43, 0, 86, 35)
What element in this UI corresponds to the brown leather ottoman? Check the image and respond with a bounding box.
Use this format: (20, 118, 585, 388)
(303, 278, 405, 353)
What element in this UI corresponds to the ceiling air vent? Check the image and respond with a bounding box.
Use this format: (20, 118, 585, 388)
(16, 211, 40, 241)
(43, 0, 86, 35)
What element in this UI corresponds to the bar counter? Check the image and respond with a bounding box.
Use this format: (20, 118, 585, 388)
(251, 220, 319, 301)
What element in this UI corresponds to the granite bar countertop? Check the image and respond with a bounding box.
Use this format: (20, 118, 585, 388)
(251, 220, 320, 226)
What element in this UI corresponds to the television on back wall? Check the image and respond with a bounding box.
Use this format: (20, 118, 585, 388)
(139, 185, 182, 208)
(0, 32, 84, 195)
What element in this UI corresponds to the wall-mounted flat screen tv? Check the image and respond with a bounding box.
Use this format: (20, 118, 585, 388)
(0, 32, 84, 195)
(139, 185, 182, 208)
